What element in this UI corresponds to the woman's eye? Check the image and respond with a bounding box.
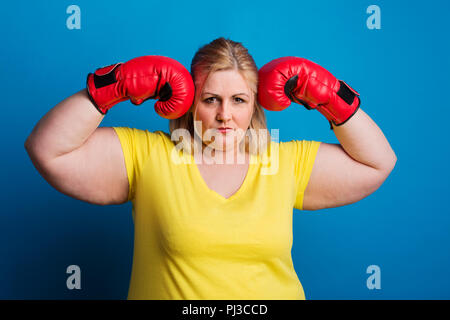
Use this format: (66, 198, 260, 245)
(204, 97, 216, 104)
(204, 97, 245, 104)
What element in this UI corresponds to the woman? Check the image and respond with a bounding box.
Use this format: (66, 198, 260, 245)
(24, 37, 397, 299)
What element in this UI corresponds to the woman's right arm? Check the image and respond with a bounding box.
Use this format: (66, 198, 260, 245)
(24, 89, 129, 205)
(25, 56, 195, 205)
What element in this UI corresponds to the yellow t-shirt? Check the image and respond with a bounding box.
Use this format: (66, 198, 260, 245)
(112, 127, 321, 300)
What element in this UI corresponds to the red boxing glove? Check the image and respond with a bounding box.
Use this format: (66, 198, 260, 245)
(86, 55, 195, 119)
(258, 57, 360, 129)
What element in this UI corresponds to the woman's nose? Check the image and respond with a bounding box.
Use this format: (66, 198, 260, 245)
(216, 101, 232, 122)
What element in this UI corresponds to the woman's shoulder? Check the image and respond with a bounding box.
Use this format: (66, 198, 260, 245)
(278, 139, 321, 148)
(112, 127, 175, 154)
(150, 129, 172, 141)
(113, 126, 171, 140)
(276, 139, 322, 160)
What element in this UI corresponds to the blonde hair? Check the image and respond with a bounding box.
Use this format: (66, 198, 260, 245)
(169, 37, 270, 156)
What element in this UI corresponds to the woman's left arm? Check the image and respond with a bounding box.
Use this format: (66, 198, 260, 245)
(332, 107, 397, 172)
(302, 108, 397, 210)
(257, 56, 397, 211)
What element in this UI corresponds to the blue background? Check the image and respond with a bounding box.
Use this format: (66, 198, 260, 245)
(2, 0, 449, 299)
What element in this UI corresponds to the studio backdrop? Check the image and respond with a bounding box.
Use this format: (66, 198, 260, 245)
(2, 0, 449, 299)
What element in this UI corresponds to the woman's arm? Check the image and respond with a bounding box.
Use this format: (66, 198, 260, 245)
(25, 56, 195, 205)
(257, 56, 397, 211)
(302, 108, 397, 210)
(25, 89, 104, 160)
(24, 89, 129, 205)
(332, 107, 396, 172)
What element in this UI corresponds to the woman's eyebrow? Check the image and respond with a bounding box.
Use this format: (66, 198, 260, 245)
(202, 92, 249, 97)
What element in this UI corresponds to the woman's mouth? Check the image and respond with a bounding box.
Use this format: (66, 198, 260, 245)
(217, 127, 233, 134)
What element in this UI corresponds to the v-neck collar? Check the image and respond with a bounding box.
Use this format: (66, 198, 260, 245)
(189, 153, 257, 202)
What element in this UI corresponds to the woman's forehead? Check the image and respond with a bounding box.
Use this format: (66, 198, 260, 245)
(198, 70, 250, 94)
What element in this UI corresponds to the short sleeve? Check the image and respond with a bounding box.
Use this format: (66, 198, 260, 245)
(112, 127, 164, 202)
(292, 140, 321, 210)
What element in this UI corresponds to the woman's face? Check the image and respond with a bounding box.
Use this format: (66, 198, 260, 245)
(193, 69, 254, 153)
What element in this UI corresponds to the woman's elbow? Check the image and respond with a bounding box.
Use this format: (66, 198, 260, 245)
(380, 152, 397, 178)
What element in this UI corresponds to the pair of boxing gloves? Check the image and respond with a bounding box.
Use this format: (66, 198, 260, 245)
(86, 55, 360, 129)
